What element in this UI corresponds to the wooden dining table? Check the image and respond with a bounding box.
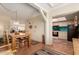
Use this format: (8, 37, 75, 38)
(10, 32, 32, 53)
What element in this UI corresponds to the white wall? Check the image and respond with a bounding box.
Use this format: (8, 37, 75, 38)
(0, 15, 11, 38)
(25, 15, 44, 42)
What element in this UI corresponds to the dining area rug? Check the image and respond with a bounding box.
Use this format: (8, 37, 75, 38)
(32, 47, 66, 55)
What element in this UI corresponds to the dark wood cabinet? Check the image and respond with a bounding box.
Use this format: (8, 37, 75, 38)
(67, 25, 74, 41)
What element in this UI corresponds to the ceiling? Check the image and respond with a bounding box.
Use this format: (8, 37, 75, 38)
(0, 3, 40, 24)
(0, 3, 69, 24)
(0, 3, 68, 17)
(29, 3, 68, 12)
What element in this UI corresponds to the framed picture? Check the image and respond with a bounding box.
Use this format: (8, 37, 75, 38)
(29, 25, 32, 29)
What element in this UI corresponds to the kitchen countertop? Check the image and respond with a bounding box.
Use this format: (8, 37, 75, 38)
(73, 38, 79, 55)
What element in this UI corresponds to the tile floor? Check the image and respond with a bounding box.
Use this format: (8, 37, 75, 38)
(0, 39, 74, 55)
(46, 39, 74, 55)
(15, 39, 74, 55)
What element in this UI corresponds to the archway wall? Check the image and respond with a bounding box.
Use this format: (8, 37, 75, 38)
(25, 15, 45, 42)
